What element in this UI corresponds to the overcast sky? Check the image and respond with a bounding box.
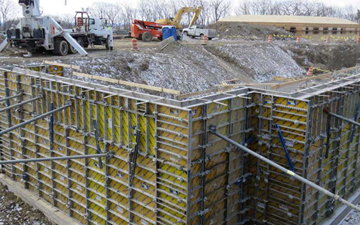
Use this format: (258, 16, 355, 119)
(26, 0, 360, 16)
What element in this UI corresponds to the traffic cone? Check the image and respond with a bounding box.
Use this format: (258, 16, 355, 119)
(202, 35, 208, 45)
(132, 38, 138, 50)
(307, 67, 314, 76)
(357, 36, 360, 44)
(296, 36, 301, 43)
(268, 35, 273, 43)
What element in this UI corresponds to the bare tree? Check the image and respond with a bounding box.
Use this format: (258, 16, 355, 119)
(0, 0, 19, 30)
(89, 2, 122, 27)
(234, 0, 359, 21)
(208, 0, 231, 22)
(122, 4, 137, 30)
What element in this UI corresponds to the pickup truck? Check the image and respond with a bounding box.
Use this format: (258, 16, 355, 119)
(182, 25, 217, 40)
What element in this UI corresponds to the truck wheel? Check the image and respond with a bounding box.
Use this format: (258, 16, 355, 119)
(105, 36, 111, 50)
(142, 32, 152, 42)
(69, 44, 77, 54)
(53, 40, 69, 56)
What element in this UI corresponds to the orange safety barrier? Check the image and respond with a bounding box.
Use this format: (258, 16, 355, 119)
(132, 38, 138, 50)
(202, 35, 208, 45)
(307, 66, 314, 76)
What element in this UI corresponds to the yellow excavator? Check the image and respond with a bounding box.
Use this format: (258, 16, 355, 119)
(156, 7, 202, 30)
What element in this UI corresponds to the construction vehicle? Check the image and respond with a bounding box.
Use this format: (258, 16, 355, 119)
(0, 0, 113, 57)
(182, 25, 217, 40)
(156, 7, 202, 30)
(132, 7, 202, 42)
(131, 20, 164, 42)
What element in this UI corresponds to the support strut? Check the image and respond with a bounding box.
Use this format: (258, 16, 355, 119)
(0, 104, 71, 136)
(0, 96, 42, 113)
(275, 124, 295, 172)
(208, 125, 360, 212)
(0, 93, 23, 103)
(324, 108, 360, 127)
(0, 153, 110, 165)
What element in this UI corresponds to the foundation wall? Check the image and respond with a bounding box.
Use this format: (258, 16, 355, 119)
(1, 66, 360, 225)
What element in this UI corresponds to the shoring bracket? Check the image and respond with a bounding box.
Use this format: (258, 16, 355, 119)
(350, 102, 360, 143)
(208, 124, 360, 213)
(275, 124, 295, 172)
(129, 129, 141, 186)
(93, 120, 103, 169)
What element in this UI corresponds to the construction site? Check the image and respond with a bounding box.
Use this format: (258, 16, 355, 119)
(1, 1, 360, 225)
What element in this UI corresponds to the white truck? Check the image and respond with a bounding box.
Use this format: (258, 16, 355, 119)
(182, 25, 217, 40)
(0, 0, 113, 57)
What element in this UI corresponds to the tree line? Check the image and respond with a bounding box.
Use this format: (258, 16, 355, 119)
(0, 0, 359, 31)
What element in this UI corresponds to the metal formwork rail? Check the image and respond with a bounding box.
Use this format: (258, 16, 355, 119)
(0, 153, 110, 165)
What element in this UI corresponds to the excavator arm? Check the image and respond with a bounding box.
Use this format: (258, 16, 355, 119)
(189, 7, 202, 27)
(156, 7, 202, 30)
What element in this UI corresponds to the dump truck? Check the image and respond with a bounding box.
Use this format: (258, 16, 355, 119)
(0, 0, 113, 56)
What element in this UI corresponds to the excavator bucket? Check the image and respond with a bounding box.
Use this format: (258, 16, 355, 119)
(0, 38, 9, 53)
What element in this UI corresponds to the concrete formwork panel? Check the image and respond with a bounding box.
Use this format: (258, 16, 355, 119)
(0, 66, 360, 225)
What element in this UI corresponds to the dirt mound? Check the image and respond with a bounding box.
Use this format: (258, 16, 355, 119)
(57, 44, 255, 95)
(0, 183, 53, 224)
(210, 22, 291, 40)
(284, 43, 360, 71)
(206, 43, 304, 81)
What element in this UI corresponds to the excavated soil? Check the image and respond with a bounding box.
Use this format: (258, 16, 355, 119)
(283, 43, 360, 71)
(1, 39, 359, 96)
(210, 22, 291, 40)
(0, 183, 53, 225)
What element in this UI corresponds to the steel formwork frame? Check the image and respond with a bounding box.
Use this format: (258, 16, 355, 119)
(0, 66, 360, 225)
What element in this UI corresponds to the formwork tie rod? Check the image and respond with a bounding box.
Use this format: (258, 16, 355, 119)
(0, 96, 42, 113)
(0, 153, 110, 165)
(0, 93, 23, 103)
(0, 104, 71, 136)
(324, 108, 360, 127)
(208, 125, 360, 212)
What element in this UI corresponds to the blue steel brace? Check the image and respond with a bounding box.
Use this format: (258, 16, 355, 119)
(275, 124, 295, 172)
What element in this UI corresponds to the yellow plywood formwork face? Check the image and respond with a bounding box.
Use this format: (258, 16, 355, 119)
(2, 66, 360, 225)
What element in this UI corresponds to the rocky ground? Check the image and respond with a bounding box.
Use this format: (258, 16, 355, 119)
(0, 183, 53, 225)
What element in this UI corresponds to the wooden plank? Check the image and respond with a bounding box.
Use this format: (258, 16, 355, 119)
(177, 87, 224, 99)
(0, 174, 81, 225)
(218, 83, 278, 87)
(72, 72, 181, 95)
(272, 65, 360, 90)
(43, 61, 81, 70)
